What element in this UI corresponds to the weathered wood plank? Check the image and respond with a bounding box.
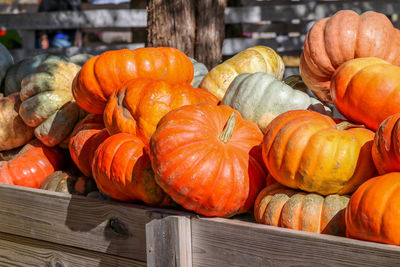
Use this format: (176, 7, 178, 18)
(0, 232, 146, 267)
(146, 216, 192, 267)
(0, 183, 190, 262)
(191, 217, 400, 267)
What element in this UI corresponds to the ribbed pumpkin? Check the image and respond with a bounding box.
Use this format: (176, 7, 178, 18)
(0, 139, 64, 188)
(255, 183, 349, 236)
(92, 133, 172, 207)
(300, 10, 400, 103)
(371, 113, 400, 174)
(150, 103, 267, 217)
(19, 56, 84, 147)
(104, 78, 218, 146)
(262, 110, 377, 195)
(0, 43, 13, 86)
(40, 169, 98, 195)
(72, 47, 194, 114)
(199, 46, 285, 100)
(346, 173, 400, 245)
(222, 72, 331, 133)
(69, 114, 110, 177)
(0, 93, 34, 151)
(331, 57, 400, 131)
(189, 57, 208, 88)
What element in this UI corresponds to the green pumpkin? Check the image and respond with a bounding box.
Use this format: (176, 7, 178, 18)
(189, 57, 208, 88)
(69, 53, 93, 67)
(19, 56, 83, 147)
(222, 72, 331, 133)
(40, 170, 98, 195)
(0, 43, 13, 88)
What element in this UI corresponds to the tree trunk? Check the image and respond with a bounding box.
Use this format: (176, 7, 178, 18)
(146, 0, 196, 57)
(146, 0, 227, 69)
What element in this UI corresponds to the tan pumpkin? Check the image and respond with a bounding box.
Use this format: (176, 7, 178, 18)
(40, 170, 98, 195)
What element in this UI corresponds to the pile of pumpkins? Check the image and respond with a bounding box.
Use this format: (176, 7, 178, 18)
(1, 9, 400, 247)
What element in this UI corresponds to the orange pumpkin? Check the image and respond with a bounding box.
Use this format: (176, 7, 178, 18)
(0, 139, 63, 188)
(300, 10, 400, 103)
(346, 173, 400, 245)
(254, 183, 349, 236)
(104, 78, 219, 147)
(150, 103, 266, 217)
(262, 110, 377, 195)
(331, 57, 400, 131)
(72, 47, 194, 114)
(92, 133, 171, 207)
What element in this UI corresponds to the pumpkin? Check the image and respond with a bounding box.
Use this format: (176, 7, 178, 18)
(92, 133, 172, 207)
(371, 113, 400, 174)
(262, 110, 377, 195)
(0, 139, 63, 188)
(221, 72, 331, 133)
(72, 47, 194, 114)
(189, 57, 208, 87)
(0, 43, 13, 86)
(345, 173, 400, 245)
(300, 10, 400, 103)
(331, 57, 400, 131)
(104, 78, 219, 147)
(150, 103, 267, 217)
(68, 53, 93, 67)
(266, 174, 277, 187)
(69, 127, 110, 177)
(19, 56, 84, 147)
(199, 46, 285, 100)
(40, 170, 98, 195)
(0, 92, 34, 151)
(254, 183, 349, 236)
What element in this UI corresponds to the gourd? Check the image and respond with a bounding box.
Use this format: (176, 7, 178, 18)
(40, 170, 98, 195)
(189, 57, 208, 87)
(0, 43, 13, 87)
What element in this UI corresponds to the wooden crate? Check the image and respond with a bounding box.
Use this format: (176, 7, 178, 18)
(1, 182, 400, 266)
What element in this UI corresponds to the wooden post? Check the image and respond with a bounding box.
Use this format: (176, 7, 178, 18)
(146, 216, 192, 267)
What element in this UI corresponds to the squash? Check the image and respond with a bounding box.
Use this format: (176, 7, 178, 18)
(19, 56, 83, 147)
(104, 78, 219, 147)
(0, 43, 13, 86)
(300, 10, 400, 103)
(331, 57, 400, 131)
(189, 57, 208, 87)
(222, 72, 331, 133)
(68, 53, 93, 67)
(254, 183, 349, 236)
(346, 173, 400, 245)
(262, 110, 377, 195)
(371, 113, 400, 174)
(41, 170, 98, 195)
(199, 46, 285, 100)
(0, 92, 34, 151)
(150, 103, 267, 217)
(92, 133, 172, 207)
(72, 47, 194, 114)
(0, 139, 64, 188)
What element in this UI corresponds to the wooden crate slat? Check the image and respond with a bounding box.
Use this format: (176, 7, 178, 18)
(191, 217, 400, 267)
(0, 183, 189, 261)
(0, 232, 146, 267)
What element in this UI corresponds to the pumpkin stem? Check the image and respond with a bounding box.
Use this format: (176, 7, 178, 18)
(283, 75, 308, 93)
(219, 112, 237, 143)
(335, 121, 366, 130)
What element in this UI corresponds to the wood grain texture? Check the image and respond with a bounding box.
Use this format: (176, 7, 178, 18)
(146, 216, 192, 267)
(191, 217, 400, 267)
(0, 232, 146, 267)
(0, 184, 190, 262)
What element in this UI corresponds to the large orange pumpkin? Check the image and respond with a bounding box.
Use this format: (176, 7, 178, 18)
(371, 113, 400, 174)
(254, 183, 349, 236)
(92, 133, 171, 207)
(262, 110, 377, 195)
(149, 103, 266, 217)
(72, 47, 194, 114)
(300, 10, 400, 103)
(346, 173, 400, 245)
(0, 139, 63, 188)
(331, 57, 400, 131)
(104, 78, 219, 146)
